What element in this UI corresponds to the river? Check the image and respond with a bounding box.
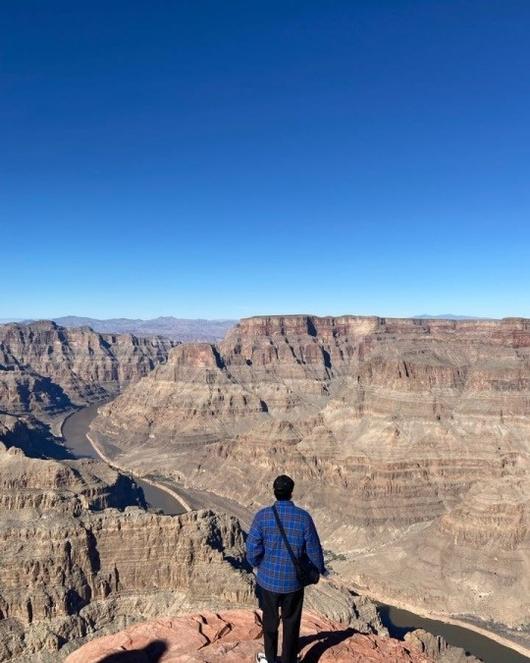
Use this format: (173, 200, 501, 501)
(379, 604, 529, 663)
(61, 403, 529, 663)
(62, 403, 186, 516)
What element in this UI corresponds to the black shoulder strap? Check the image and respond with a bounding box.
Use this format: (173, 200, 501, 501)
(272, 505, 301, 573)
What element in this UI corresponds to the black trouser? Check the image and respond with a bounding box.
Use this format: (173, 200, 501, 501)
(258, 585, 304, 663)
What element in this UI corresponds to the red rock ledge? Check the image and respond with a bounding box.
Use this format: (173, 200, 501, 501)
(65, 609, 434, 662)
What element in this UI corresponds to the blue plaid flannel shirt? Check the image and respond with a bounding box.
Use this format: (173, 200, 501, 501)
(246, 500, 325, 593)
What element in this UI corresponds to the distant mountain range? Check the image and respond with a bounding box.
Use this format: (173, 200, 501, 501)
(0, 314, 498, 339)
(13, 316, 237, 342)
(414, 314, 493, 320)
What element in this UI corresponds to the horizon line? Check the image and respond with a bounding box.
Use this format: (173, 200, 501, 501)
(0, 312, 520, 324)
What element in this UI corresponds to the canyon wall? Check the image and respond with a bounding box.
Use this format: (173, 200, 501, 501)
(0, 320, 174, 455)
(0, 442, 254, 662)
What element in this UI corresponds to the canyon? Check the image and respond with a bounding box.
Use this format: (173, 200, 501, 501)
(90, 314, 530, 653)
(1, 316, 529, 661)
(0, 320, 174, 457)
(0, 424, 417, 662)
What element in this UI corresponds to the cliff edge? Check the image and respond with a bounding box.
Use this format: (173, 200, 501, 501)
(65, 609, 436, 662)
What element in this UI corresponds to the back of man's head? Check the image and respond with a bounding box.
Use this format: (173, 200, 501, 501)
(273, 474, 294, 501)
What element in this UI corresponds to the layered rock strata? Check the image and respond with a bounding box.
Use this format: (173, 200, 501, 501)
(0, 441, 145, 512)
(0, 320, 174, 454)
(344, 476, 530, 637)
(91, 315, 530, 646)
(0, 443, 254, 662)
(404, 629, 481, 663)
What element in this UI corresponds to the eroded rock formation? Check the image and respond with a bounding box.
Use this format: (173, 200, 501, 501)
(91, 315, 530, 647)
(0, 442, 254, 662)
(0, 440, 145, 512)
(405, 629, 481, 663)
(0, 320, 174, 455)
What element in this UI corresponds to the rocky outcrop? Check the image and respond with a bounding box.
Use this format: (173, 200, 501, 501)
(405, 629, 481, 663)
(91, 315, 530, 645)
(439, 476, 529, 550)
(0, 507, 252, 662)
(0, 442, 254, 662)
(65, 610, 436, 663)
(0, 441, 145, 512)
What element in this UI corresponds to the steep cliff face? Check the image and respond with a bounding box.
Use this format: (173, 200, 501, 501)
(346, 475, 530, 635)
(0, 321, 174, 455)
(0, 441, 145, 512)
(0, 443, 253, 662)
(0, 508, 251, 631)
(404, 629, 481, 663)
(0, 320, 174, 410)
(91, 315, 530, 643)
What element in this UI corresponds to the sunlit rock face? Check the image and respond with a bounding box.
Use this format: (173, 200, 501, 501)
(0, 441, 145, 512)
(0, 443, 253, 662)
(92, 315, 530, 645)
(0, 320, 174, 411)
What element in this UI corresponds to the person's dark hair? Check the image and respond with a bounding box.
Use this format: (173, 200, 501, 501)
(273, 474, 294, 501)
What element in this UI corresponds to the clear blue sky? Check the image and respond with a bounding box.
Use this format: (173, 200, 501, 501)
(2, 1, 530, 320)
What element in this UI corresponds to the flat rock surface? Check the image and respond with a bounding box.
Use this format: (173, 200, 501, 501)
(65, 609, 434, 662)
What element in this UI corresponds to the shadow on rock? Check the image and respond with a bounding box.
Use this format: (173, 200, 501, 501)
(97, 639, 168, 662)
(2, 421, 77, 460)
(299, 627, 356, 662)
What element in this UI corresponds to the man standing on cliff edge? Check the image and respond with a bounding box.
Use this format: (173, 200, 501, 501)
(246, 475, 326, 663)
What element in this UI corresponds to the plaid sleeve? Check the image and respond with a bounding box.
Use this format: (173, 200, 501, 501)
(304, 514, 325, 573)
(246, 511, 265, 568)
